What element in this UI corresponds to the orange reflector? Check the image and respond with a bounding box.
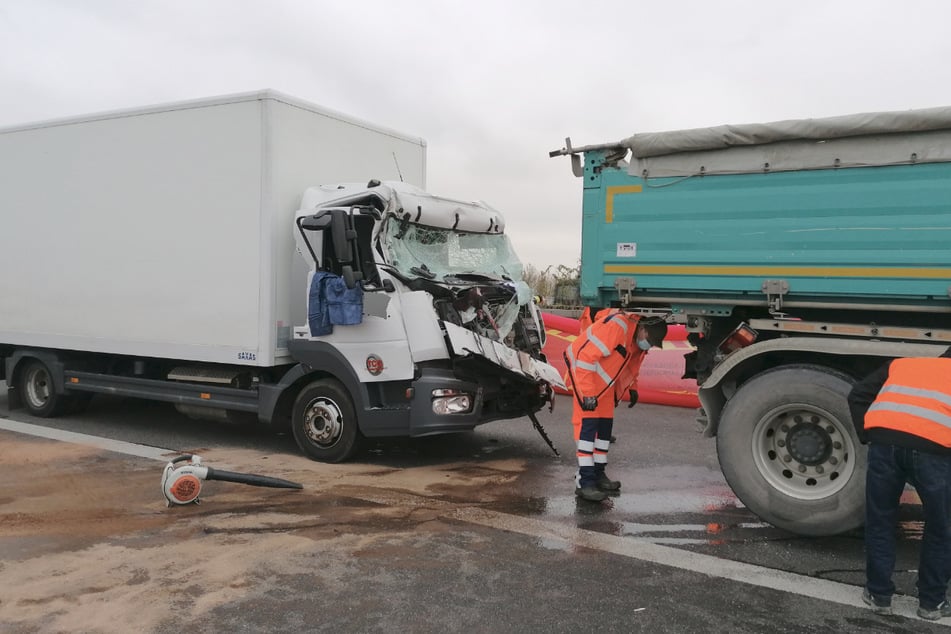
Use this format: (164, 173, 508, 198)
(200, 393, 211, 400)
(717, 323, 758, 355)
(69, 377, 79, 384)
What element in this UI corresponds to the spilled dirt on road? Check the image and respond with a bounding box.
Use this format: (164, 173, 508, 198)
(0, 432, 530, 633)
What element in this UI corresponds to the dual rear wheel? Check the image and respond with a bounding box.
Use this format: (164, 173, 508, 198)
(717, 366, 866, 537)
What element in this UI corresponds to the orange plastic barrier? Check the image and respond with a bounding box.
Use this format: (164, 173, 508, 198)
(541, 312, 700, 408)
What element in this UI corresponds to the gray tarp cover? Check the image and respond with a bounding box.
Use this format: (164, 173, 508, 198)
(623, 106, 951, 158)
(617, 106, 951, 177)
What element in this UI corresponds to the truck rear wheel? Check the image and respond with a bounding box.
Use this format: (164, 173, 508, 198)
(19, 359, 69, 417)
(291, 378, 363, 463)
(716, 365, 865, 536)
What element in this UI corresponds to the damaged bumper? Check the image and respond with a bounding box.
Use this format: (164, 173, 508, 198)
(443, 322, 566, 391)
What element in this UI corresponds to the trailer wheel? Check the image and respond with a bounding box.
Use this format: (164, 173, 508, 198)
(18, 359, 69, 417)
(291, 378, 363, 463)
(716, 366, 865, 536)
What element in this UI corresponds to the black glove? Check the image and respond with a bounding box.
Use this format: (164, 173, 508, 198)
(581, 396, 598, 411)
(627, 389, 638, 408)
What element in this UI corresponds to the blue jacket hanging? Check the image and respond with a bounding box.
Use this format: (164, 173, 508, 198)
(308, 272, 335, 336)
(308, 272, 364, 336)
(326, 276, 364, 325)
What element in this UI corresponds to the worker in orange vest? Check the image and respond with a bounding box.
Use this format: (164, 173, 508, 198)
(565, 308, 667, 502)
(848, 348, 951, 620)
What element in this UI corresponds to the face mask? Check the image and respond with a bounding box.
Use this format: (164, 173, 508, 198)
(637, 338, 652, 351)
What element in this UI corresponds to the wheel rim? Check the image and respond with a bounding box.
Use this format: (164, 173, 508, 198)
(301, 396, 344, 449)
(751, 404, 856, 500)
(24, 365, 53, 410)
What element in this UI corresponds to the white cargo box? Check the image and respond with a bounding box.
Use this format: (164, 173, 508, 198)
(0, 90, 426, 366)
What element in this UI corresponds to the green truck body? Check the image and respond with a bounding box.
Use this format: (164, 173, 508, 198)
(552, 107, 951, 536)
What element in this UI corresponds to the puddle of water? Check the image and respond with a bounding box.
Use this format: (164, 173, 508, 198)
(500, 487, 785, 547)
(536, 488, 741, 518)
(621, 521, 717, 534)
(602, 490, 740, 515)
(503, 463, 929, 547)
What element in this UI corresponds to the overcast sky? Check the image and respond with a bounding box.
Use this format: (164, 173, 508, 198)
(3, 0, 951, 270)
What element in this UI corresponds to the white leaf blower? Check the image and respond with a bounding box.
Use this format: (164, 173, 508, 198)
(161, 454, 303, 506)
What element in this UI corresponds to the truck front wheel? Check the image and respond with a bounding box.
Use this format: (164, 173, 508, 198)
(291, 378, 363, 463)
(716, 365, 865, 536)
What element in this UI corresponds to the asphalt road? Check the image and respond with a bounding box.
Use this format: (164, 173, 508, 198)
(0, 384, 945, 632)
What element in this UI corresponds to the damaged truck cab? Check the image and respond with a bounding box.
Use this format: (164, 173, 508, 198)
(287, 180, 563, 461)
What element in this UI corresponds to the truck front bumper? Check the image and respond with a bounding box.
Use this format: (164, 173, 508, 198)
(408, 363, 549, 437)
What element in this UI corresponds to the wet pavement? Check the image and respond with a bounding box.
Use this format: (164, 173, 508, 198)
(0, 388, 946, 632)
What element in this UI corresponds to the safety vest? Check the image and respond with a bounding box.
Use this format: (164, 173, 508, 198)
(865, 357, 951, 447)
(565, 311, 643, 419)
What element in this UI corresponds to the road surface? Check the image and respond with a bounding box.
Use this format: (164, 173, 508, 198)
(0, 385, 942, 632)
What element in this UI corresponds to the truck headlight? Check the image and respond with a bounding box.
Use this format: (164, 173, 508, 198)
(431, 389, 473, 414)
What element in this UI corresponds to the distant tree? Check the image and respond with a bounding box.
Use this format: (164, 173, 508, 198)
(522, 263, 555, 298)
(550, 261, 581, 306)
(522, 260, 580, 306)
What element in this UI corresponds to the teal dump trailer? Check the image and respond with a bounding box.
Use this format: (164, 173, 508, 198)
(551, 107, 951, 536)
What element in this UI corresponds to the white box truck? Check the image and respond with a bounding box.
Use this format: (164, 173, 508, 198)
(0, 90, 563, 461)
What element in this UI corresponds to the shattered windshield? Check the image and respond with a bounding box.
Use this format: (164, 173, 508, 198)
(380, 218, 524, 282)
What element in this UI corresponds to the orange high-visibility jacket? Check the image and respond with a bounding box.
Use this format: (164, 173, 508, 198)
(865, 357, 951, 447)
(565, 310, 646, 421)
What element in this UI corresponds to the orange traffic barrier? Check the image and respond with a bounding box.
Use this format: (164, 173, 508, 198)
(541, 312, 700, 408)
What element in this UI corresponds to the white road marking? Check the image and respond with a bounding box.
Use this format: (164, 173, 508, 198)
(456, 506, 930, 621)
(2, 416, 944, 624)
(0, 417, 174, 461)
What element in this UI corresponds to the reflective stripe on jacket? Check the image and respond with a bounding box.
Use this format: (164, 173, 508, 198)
(865, 357, 951, 447)
(566, 311, 644, 421)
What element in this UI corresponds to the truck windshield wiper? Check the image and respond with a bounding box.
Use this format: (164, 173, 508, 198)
(443, 272, 498, 283)
(377, 263, 452, 298)
(409, 264, 436, 279)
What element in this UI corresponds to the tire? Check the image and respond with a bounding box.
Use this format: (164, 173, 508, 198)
(716, 365, 866, 537)
(291, 378, 363, 463)
(18, 359, 69, 417)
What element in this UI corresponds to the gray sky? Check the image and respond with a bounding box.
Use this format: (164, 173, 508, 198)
(4, 0, 951, 270)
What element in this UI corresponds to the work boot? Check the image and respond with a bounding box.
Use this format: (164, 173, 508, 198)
(918, 600, 951, 621)
(862, 589, 893, 616)
(610, 435, 617, 443)
(595, 472, 621, 492)
(575, 486, 607, 502)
